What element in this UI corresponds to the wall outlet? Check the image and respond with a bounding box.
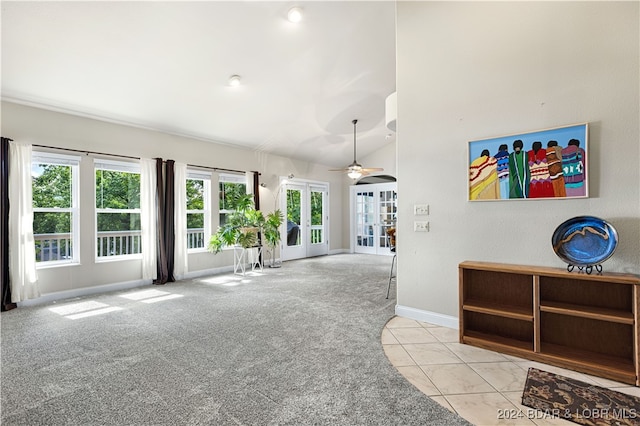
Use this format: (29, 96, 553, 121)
(414, 221, 429, 232)
(414, 204, 429, 215)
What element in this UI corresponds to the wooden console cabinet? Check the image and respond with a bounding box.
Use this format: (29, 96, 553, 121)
(459, 261, 640, 385)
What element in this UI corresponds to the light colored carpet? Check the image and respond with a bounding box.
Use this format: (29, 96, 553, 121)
(1, 253, 470, 425)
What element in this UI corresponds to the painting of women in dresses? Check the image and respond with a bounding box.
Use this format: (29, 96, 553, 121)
(468, 123, 588, 201)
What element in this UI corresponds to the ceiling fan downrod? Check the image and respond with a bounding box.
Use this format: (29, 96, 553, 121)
(352, 119, 359, 166)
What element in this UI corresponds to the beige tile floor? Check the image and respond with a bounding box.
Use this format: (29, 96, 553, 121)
(382, 316, 640, 426)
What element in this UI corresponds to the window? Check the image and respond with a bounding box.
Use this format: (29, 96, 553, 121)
(32, 152, 80, 265)
(186, 170, 211, 250)
(219, 174, 247, 227)
(95, 160, 141, 259)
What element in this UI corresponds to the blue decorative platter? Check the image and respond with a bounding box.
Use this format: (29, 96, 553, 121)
(551, 216, 618, 271)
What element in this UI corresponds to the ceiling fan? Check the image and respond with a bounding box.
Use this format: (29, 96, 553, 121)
(329, 119, 384, 179)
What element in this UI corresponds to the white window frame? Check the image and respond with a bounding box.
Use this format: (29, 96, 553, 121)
(218, 173, 248, 227)
(94, 159, 142, 261)
(32, 152, 81, 268)
(186, 170, 211, 252)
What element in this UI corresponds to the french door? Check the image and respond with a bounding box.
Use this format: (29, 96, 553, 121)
(281, 180, 329, 261)
(351, 182, 397, 255)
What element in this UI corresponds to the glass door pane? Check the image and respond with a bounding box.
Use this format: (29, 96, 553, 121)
(310, 189, 323, 245)
(282, 184, 306, 261)
(307, 185, 328, 257)
(355, 190, 376, 254)
(379, 189, 397, 250)
(286, 188, 301, 247)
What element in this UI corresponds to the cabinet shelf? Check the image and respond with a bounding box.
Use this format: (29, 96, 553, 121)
(540, 342, 636, 384)
(463, 299, 533, 321)
(463, 330, 533, 353)
(459, 261, 640, 386)
(540, 301, 633, 324)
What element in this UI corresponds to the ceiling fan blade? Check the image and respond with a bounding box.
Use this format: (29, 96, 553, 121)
(328, 166, 383, 176)
(359, 169, 380, 176)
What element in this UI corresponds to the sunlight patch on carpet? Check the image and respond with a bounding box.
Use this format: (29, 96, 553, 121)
(141, 294, 184, 303)
(120, 289, 171, 300)
(49, 300, 111, 316)
(65, 306, 123, 320)
(199, 275, 259, 286)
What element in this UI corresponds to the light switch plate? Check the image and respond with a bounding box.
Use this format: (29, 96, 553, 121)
(414, 204, 429, 215)
(414, 221, 429, 232)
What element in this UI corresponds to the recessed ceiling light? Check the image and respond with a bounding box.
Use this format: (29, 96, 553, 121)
(228, 75, 241, 87)
(287, 7, 302, 23)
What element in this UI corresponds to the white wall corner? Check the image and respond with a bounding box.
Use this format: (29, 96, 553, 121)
(329, 248, 350, 255)
(395, 304, 459, 330)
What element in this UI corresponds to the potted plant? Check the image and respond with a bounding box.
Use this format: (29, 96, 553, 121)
(208, 194, 265, 253)
(208, 194, 284, 269)
(263, 209, 284, 267)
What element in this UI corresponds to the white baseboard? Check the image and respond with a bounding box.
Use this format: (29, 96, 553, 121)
(329, 248, 349, 255)
(179, 265, 234, 280)
(18, 279, 151, 307)
(22, 265, 237, 306)
(395, 304, 459, 330)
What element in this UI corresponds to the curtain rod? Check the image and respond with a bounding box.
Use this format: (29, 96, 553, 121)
(31, 144, 258, 175)
(186, 163, 260, 176)
(32, 144, 139, 161)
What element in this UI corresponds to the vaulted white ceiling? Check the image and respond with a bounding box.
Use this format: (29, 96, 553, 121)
(1, 1, 396, 168)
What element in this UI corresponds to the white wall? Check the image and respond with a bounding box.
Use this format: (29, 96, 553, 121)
(359, 139, 397, 179)
(2, 102, 347, 297)
(396, 2, 640, 319)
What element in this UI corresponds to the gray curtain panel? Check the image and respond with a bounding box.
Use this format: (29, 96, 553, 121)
(1, 137, 16, 311)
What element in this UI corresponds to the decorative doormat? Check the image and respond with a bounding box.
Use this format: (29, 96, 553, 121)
(522, 367, 640, 425)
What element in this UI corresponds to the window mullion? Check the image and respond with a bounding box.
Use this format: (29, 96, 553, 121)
(33, 207, 73, 213)
(96, 208, 140, 214)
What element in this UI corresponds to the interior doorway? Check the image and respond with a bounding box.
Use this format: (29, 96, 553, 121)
(280, 179, 329, 261)
(350, 180, 397, 255)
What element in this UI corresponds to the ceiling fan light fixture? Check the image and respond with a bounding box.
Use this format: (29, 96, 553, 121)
(347, 163, 362, 180)
(347, 170, 362, 180)
(287, 7, 303, 23)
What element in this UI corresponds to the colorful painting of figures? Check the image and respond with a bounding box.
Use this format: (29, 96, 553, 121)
(468, 123, 588, 201)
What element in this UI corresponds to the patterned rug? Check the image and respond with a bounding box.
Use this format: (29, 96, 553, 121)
(522, 367, 640, 425)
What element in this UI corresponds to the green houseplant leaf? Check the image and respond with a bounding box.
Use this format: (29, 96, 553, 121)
(208, 193, 282, 254)
(263, 209, 284, 267)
